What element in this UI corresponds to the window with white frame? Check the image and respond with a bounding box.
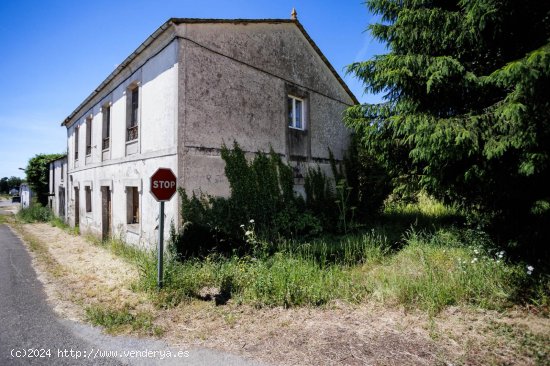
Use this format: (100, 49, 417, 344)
(288, 95, 305, 130)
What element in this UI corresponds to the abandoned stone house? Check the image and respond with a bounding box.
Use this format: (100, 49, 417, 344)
(56, 15, 357, 247)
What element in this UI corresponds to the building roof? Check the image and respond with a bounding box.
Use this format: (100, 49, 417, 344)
(47, 154, 68, 164)
(61, 17, 358, 127)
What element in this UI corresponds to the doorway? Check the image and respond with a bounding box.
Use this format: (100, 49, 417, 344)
(58, 187, 65, 219)
(74, 187, 80, 227)
(101, 186, 112, 241)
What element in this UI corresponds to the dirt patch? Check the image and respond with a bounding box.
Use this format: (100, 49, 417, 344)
(11, 222, 550, 366)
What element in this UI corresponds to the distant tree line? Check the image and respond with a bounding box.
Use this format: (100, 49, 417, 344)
(0, 176, 23, 194)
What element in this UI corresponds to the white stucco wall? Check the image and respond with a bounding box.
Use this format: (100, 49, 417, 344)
(49, 157, 68, 219)
(177, 22, 354, 197)
(65, 38, 179, 248)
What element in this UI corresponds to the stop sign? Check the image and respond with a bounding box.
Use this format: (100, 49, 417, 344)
(150, 168, 177, 202)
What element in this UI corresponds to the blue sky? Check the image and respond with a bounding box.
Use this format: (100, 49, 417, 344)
(0, 0, 385, 179)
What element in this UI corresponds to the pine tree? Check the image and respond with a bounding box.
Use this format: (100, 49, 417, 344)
(346, 0, 550, 254)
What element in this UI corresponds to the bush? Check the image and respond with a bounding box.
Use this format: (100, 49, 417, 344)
(172, 142, 323, 259)
(17, 204, 52, 222)
(365, 229, 528, 314)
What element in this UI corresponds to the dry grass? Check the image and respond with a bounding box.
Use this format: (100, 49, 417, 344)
(8, 221, 550, 366)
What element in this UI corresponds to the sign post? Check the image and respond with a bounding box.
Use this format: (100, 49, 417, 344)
(150, 168, 177, 289)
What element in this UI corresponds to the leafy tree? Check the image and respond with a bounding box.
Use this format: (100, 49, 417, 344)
(25, 154, 64, 206)
(0, 177, 8, 194)
(0, 176, 23, 194)
(345, 0, 550, 256)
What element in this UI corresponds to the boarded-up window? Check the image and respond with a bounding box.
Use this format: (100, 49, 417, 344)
(102, 104, 111, 150)
(127, 187, 139, 224)
(74, 126, 79, 160)
(85, 186, 92, 213)
(86, 117, 92, 156)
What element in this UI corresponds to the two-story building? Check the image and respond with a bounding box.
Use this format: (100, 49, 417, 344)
(48, 155, 68, 220)
(60, 14, 357, 248)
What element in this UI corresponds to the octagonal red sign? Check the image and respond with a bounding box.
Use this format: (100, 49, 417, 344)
(150, 168, 177, 202)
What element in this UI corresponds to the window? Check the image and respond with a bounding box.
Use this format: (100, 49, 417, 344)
(127, 187, 139, 224)
(288, 95, 305, 130)
(102, 104, 111, 150)
(86, 117, 92, 156)
(51, 166, 55, 194)
(126, 85, 139, 141)
(60, 163, 64, 181)
(74, 126, 79, 160)
(85, 186, 92, 213)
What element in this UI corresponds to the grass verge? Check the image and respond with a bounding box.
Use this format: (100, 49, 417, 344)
(131, 228, 540, 314)
(11, 220, 67, 278)
(85, 304, 163, 336)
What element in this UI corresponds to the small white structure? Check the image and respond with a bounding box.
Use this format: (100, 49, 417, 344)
(60, 16, 357, 248)
(19, 184, 31, 209)
(48, 156, 68, 220)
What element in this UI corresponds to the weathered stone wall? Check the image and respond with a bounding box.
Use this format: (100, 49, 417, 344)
(177, 22, 353, 197)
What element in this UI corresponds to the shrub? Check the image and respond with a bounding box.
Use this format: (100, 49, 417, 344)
(365, 229, 528, 314)
(17, 204, 52, 222)
(172, 142, 323, 259)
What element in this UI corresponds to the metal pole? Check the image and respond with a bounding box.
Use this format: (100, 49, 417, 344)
(158, 201, 164, 289)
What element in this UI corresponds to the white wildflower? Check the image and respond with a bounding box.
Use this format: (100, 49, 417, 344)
(249, 219, 255, 223)
(240, 224, 245, 228)
(497, 251, 505, 259)
(245, 230, 252, 236)
(471, 257, 478, 264)
(474, 249, 479, 255)
(527, 265, 534, 275)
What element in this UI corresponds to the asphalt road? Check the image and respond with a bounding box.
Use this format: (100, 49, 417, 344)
(0, 224, 265, 366)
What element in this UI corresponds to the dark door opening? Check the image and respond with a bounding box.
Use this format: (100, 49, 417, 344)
(58, 187, 65, 219)
(74, 187, 80, 228)
(101, 186, 111, 241)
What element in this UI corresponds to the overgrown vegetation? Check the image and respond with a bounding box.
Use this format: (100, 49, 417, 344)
(172, 142, 322, 259)
(24, 153, 65, 206)
(172, 140, 391, 259)
(345, 0, 550, 260)
(149, 141, 548, 313)
(85, 305, 162, 336)
(17, 204, 53, 223)
(134, 222, 546, 314)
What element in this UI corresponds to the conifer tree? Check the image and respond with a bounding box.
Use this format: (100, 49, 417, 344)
(346, 0, 550, 252)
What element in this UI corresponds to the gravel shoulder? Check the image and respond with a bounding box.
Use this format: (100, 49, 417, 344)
(11, 221, 550, 366)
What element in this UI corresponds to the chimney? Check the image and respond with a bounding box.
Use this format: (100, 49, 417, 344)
(291, 8, 297, 20)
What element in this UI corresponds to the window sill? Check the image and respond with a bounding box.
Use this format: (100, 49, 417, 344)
(127, 224, 140, 234)
(288, 126, 306, 131)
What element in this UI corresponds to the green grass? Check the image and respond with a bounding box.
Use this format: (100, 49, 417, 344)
(17, 204, 52, 223)
(362, 230, 526, 314)
(85, 305, 163, 336)
(126, 228, 532, 312)
(86, 193, 544, 314)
